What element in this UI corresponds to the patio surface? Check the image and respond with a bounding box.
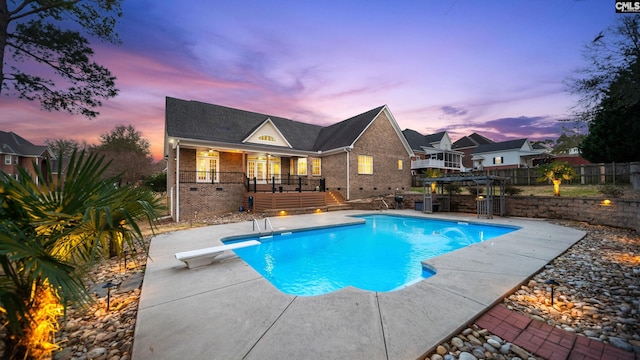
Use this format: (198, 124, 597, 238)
(132, 210, 587, 360)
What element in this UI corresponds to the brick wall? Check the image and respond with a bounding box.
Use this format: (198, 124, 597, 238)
(323, 110, 412, 200)
(178, 183, 246, 221)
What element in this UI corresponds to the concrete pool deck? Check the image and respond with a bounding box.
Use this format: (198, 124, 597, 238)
(132, 210, 586, 360)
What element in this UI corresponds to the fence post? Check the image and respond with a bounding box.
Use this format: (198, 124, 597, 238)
(631, 162, 640, 190)
(272, 176, 276, 193)
(253, 177, 257, 193)
(298, 177, 302, 193)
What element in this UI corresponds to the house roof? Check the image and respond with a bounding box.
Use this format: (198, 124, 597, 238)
(402, 129, 446, 150)
(472, 138, 529, 154)
(313, 106, 385, 151)
(166, 98, 401, 154)
(452, 132, 494, 149)
(0, 131, 49, 157)
(165, 98, 324, 151)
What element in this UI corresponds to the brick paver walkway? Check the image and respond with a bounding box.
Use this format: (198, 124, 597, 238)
(475, 305, 638, 360)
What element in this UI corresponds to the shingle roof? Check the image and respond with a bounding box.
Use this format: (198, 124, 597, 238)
(452, 132, 494, 149)
(402, 129, 446, 150)
(313, 106, 384, 151)
(472, 138, 528, 154)
(166, 97, 386, 152)
(165, 98, 324, 151)
(0, 131, 48, 157)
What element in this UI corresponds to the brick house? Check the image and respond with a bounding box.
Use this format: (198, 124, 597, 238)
(0, 131, 54, 183)
(164, 97, 414, 221)
(452, 132, 495, 171)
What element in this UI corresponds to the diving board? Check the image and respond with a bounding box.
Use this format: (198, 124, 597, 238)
(175, 240, 260, 269)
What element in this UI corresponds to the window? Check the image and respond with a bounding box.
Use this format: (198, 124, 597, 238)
(258, 135, 275, 142)
(196, 151, 219, 183)
(312, 158, 321, 176)
(297, 158, 307, 176)
(493, 157, 503, 165)
(4, 155, 11, 165)
(358, 155, 373, 174)
(397, 159, 403, 170)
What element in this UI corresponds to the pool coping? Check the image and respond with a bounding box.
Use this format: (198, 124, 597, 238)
(132, 210, 586, 360)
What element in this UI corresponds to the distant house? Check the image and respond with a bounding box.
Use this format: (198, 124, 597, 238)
(402, 129, 463, 173)
(164, 97, 414, 221)
(471, 138, 547, 170)
(452, 132, 494, 171)
(0, 131, 54, 183)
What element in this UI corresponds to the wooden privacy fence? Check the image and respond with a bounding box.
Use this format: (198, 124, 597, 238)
(413, 162, 640, 187)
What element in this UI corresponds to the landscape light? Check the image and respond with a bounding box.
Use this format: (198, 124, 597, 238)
(103, 282, 117, 311)
(545, 279, 559, 306)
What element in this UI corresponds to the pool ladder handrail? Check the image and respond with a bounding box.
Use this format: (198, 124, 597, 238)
(264, 218, 274, 235)
(252, 217, 274, 236)
(380, 199, 389, 211)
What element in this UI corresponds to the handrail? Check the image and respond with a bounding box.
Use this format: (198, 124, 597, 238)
(264, 218, 274, 235)
(380, 199, 389, 211)
(252, 218, 261, 233)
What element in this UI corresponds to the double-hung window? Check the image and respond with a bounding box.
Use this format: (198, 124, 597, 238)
(358, 155, 373, 174)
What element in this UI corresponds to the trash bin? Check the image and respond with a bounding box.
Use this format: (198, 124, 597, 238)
(414, 201, 423, 211)
(432, 203, 440, 212)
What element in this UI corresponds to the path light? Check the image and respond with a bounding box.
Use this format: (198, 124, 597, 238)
(103, 282, 117, 311)
(124, 250, 129, 270)
(545, 279, 559, 306)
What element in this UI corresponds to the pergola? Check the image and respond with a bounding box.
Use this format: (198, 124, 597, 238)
(421, 174, 511, 218)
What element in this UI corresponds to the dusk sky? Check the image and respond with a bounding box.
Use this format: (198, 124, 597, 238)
(1, 1, 619, 161)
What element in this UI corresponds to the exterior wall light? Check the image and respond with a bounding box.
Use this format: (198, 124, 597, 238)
(601, 199, 612, 206)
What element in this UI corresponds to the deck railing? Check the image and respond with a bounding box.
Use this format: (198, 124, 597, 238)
(178, 171, 247, 184)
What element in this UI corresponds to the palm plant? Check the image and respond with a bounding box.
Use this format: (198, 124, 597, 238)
(0, 150, 163, 359)
(536, 162, 576, 196)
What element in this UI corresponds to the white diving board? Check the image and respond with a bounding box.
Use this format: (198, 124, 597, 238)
(175, 240, 260, 269)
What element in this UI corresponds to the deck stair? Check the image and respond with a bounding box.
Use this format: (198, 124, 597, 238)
(325, 191, 353, 211)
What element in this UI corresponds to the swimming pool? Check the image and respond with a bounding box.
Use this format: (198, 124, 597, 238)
(229, 214, 519, 296)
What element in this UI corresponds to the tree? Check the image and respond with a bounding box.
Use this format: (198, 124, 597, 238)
(537, 161, 576, 196)
(580, 59, 640, 162)
(0, 150, 163, 359)
(45, 137, 88, 158)
(91, 124, 154, 184)
(566, 15, 640, 125)
(0, 0, 122, 117)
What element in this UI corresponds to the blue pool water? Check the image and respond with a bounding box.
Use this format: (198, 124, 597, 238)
(229, 215, 519, 296)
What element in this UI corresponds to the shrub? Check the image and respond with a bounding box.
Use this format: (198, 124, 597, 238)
(466, 185, 485, 195)
(598, 184, 624, 198)
(445, 183, 462, 194)
(505, 186, 523, 196)
(141, 172, 167, 193)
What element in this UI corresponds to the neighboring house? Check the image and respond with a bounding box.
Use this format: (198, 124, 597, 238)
(0, 131, 54, 183)
(471, 138, 547, 170)
(165, 97, 414, 221)
(452, 132, 494, 171)
(402, 129, 463, 174)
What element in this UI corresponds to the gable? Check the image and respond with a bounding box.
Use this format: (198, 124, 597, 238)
(243, 119, 292, 148)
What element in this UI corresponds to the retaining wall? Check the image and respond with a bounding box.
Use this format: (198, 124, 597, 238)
(390, 193, 640, 233)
